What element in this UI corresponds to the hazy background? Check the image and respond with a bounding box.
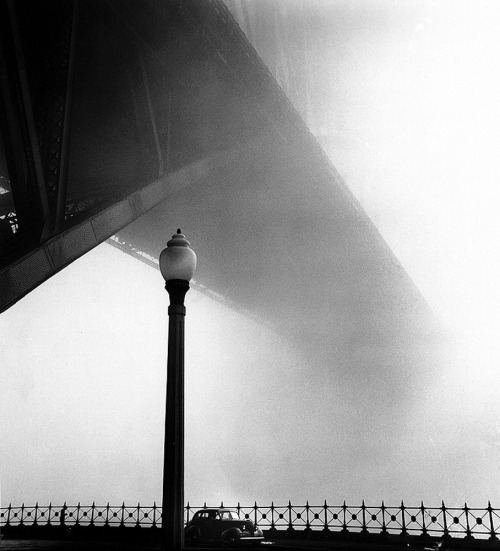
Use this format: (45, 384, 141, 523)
(1, 0, 500, 508)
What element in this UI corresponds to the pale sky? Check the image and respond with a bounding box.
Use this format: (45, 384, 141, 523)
(2, 0, 500, 509)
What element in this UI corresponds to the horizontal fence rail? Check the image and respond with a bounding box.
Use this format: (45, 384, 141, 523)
(1, 501, 499, 540)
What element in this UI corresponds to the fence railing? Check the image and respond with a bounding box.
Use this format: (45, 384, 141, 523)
(1, 501, 499, 540)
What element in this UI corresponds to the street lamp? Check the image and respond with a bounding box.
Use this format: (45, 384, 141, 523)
(159, 229, 197, 550)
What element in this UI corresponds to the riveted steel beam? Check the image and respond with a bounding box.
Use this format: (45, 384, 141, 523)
(140, 55, 165, 178)
(0, 154, 215, 313)
(0, 0, 52, 245)
(54, 0, 79, 233)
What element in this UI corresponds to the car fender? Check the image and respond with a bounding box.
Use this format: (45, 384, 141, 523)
(184, 525, 201, 543)
(221, 527, 242, 542)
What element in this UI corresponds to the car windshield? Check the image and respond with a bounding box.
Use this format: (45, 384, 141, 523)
(220, 510, 240, 520)
(196, 511, 217, 520)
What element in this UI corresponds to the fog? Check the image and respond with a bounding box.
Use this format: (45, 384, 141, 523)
(2, 0, 500, 509)
(227, 0, 500, 338)
(3, 242, 496, 508)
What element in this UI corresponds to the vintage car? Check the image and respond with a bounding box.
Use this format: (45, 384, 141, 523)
(184, 507, 264, 545)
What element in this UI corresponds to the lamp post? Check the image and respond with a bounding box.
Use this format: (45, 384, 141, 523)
(159, 229, 197, 550)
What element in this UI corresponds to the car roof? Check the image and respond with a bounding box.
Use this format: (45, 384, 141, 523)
(195, 508, 235, 513)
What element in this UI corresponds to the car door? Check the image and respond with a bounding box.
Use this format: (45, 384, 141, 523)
(197, 511, 215, 539)
(219, 510, 237, 536)
(207, 511, 223, 540)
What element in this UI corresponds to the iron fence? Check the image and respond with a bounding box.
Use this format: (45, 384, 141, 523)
(1, 501, 499, 540)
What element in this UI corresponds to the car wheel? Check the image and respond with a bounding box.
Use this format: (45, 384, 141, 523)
(187, 528, 200, 546)
(225, 532, 239, 545)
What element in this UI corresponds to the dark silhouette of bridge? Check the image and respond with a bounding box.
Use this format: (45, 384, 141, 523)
(0, 0, 440, 393)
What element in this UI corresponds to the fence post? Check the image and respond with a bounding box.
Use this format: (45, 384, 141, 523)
(401, 500, 407, 537)
(361, 500, 367, 534)
(420, 501, 427, 538)
(136, 502, 140, 527)
(488, 501, 497, 541)
(60, 502, 67, 528)
(20, 503, 25, 526)
(105, 503, 110, 527)
(305, 501, 310, 531)
(185, 502, 190, 526)
(464, 502, 471, 539)
(288, 500, 292, 531)
(34, 502, 39, 526)
(237, 502, 241, 519)
(121, 502, 125, 527)
(254, 501, 258, 527)
(323, 499, 329, 532)
(381, 501, 387, 536)
(342, 501, 347, 533)
(6, 503, 12, 527)
(152, 502, 157, 528)
(271, 501, 275, 530)
(442, 501, 449, 540)
(90, 502, 95, 527)
(48, 503, 52, 527)
(76, 502, 81, 526)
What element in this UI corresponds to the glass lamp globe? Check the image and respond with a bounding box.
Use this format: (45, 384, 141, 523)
(159, 229, 197, 282)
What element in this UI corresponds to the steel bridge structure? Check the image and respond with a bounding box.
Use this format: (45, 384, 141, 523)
(2, 0, 300, 312)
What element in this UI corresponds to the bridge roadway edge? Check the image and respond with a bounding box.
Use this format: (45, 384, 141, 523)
(1, 525, 499, 551)
(0, 156, 210, 315)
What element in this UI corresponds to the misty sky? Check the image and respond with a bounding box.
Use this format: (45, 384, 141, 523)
(2, 0, 500, 509)
(228, 0, 500, 339)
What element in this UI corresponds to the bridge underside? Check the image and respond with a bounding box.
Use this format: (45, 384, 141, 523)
(1, 0, 442, 404)
(1, 0, 294, 310)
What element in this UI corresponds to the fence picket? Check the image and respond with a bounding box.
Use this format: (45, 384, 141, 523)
(488, 501, 497, 540)
(381, 501, 387, 535)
